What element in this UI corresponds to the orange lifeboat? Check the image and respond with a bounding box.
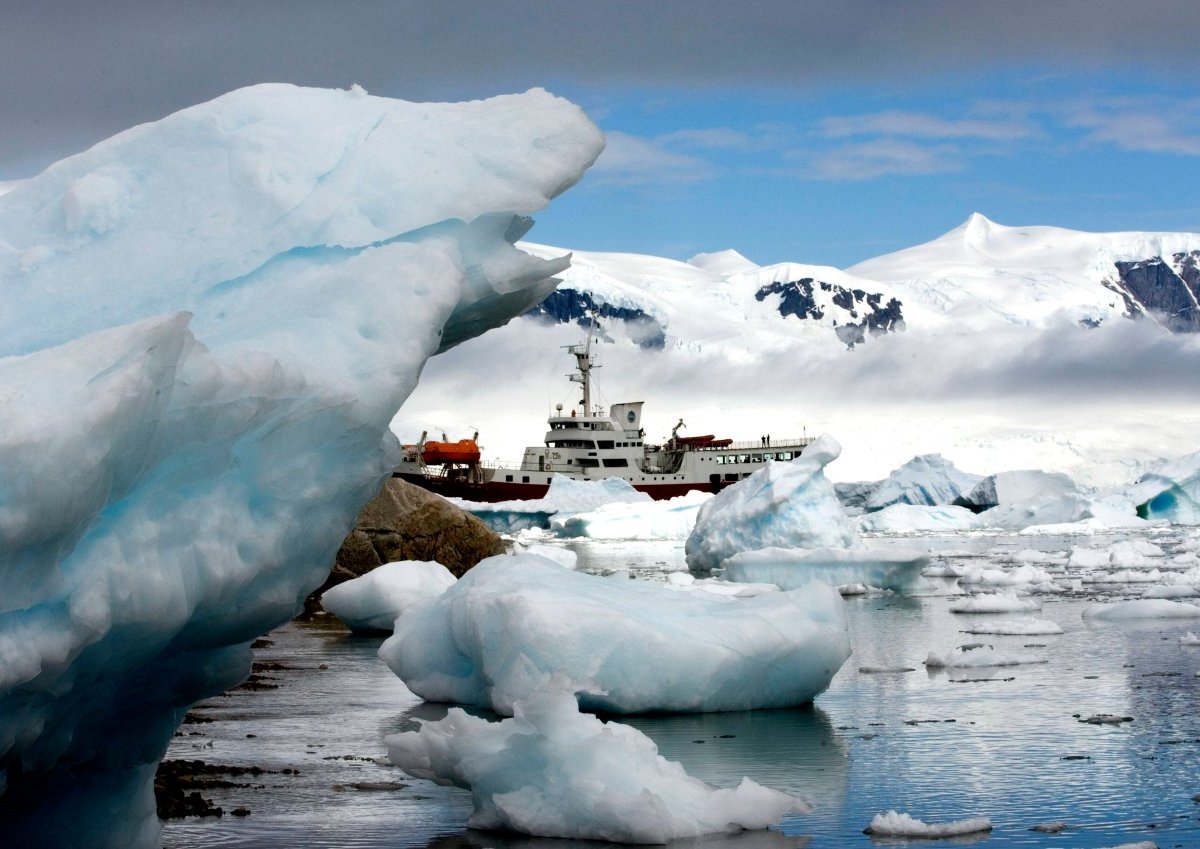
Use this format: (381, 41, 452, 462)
(422, 439, 481, 465)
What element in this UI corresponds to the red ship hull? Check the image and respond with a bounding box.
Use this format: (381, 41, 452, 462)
(394, 472, 721, 502)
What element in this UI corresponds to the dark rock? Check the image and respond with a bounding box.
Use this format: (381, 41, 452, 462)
(317, 478, 504, 597)
(755, 278, 904, 347)
(524, 288, 666, 349)
(1114, 257, 1200, 332)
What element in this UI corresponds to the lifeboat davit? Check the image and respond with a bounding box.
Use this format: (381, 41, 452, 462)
(422, 439, 481, 465)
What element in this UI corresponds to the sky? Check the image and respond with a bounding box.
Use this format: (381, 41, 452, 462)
(4, 1, 1200, 268)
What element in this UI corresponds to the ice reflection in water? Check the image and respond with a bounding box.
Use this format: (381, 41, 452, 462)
(163, 527, 1200, 848)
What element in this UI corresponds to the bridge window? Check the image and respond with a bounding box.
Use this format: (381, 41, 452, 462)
(597, 440, 615, 450)
(602, 458, 629, 468)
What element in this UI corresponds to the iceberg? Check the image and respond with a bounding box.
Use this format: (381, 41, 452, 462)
(385, 688, 807, 843)
(722, 546, 930, 593)
(857, 503, 979, 533)
(1126, 447, 1200, 523)
(0, 84, 603, 847)
(685, 434, 860, 571)
(863, 454, 983, 512)
(321, 560, 457, 633)
(379, 554, 851, 715)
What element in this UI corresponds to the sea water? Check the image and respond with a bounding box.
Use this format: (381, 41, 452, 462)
(162, 527, 1200, 848)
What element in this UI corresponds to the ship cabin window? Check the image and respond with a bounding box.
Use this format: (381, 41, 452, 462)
(738, 454, 750, 463)
(763, 453, 775, 461)
(777, 451, 793, 460)
(724, 473, 738, 481)
(602, 458, 629, 468)
(597, 440, 615, 450)
(522, 476, 530, 483)
(752, 454, 763, 463)
(505, 475, 513, 482)
(548, 439, 595, 449)
(577, 458, 600, 468)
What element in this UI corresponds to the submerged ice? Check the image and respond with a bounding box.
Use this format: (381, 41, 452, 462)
(385, 688, 807, 843)
(0, 83, 603, 847)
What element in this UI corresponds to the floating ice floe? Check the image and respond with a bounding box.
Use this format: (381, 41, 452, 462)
(958, 563, 1058, 588)
(1141, 585, 1200, 599)
(0, 83, 603, 847)
(1083, 599, 1200, 621)
(385, 688, 808, 843)
(550, 490, 710, 540)
(961, 617, 1064, 636)
(1070, 539, 1165, 570)
(721, 546, 929, 593)
(949, 592, 1041, 614)
(924, 645, 1048, 668)
(1179, 631, 1200, 645)
(685, 434, 860, 572)
(379, 555, 851, 715)
(322, 561, 457, 633)
(863, 810, 992, 837)
(454, 476, 652, 533)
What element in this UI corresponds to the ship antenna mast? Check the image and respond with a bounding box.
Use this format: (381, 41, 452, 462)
(566, 315, 599, 416)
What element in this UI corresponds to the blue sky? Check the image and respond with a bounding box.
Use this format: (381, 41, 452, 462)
(531, 69, 1200, 267)
(3, 1, 1198, 268)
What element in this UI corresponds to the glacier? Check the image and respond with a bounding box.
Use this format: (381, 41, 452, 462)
(378, 554, 851, 715)
(0, 83, 603, 848)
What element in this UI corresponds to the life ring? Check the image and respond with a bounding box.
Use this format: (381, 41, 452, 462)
(546, 462, 554, 471)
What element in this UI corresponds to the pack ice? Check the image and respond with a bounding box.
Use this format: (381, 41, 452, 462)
(379, 554, 851, 715)
(0, 83, 603, 848)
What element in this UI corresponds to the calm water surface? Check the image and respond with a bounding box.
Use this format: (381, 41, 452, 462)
(162, 527, 1200, 849)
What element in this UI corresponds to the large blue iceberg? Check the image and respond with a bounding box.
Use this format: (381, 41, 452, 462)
(0, 83, 602, 847)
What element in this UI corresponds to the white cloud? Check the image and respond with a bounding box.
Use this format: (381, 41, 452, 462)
(588, 131, 716, 186)
(819, 109, 1036, 141)
(1062, 99, 1200, 156)
(800, 138, 963, 180)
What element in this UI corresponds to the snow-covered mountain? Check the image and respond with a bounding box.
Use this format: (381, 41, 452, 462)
(400, 214, 1200, 487)
(521, 214, 1200, 347)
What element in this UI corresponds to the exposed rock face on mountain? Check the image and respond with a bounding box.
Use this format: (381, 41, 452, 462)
(322, 478, 505, 593)
(525, 287, 666, 348)
(754, 278, 904, 347)
(1112, 253, 1200, 332)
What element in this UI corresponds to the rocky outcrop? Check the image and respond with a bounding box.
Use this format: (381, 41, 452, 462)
(754, 278, 904, 348)
(319, 478, 505, 595)
(1112, 255, 1200, 332)
(525, 288, 667, 349)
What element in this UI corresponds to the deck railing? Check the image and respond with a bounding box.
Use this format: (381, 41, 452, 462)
(691, 436, 814, 452)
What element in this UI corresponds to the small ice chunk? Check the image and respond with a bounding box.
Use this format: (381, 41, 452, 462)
(385, 688, 808, 842)
(925, 645, 1048, 668)
(863, 810, 992, 837)
(321, 561, 457, 633)
(1083, 599, 1200, 621)
(949, 592, 1041, 614)
(961, 617, 1063, 636)
(1141, 585, 1199, 599)
(1180, 631, 1200, 645)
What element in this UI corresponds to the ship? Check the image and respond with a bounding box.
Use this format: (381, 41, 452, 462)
(393, 334, 814, 501)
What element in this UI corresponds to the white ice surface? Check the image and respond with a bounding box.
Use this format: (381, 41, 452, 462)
(385, 688, 807, 842)
(454, 476, 652, 532)
(321, 561, 457, 633)
(925, 646, 1048, 668)
(863, 809, 992, 838)
(0, 83, 602, 847)
(550, 490, 710, 540)
(949, 592, 1041, 614)
(685, 434, 860, 571)
(863, 454, 983, 511)
(722, 546, 929, 593)
(1083, 599, 1200, 621)
(961, 617, 1064, 635)
(858, 504, 979, 533)
(378, 554, 851, 715)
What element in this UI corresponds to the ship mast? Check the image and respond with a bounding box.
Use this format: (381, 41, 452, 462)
(566, 319, 598, 416)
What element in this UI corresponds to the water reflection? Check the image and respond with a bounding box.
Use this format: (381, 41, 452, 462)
(424, 828, 809, 849)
